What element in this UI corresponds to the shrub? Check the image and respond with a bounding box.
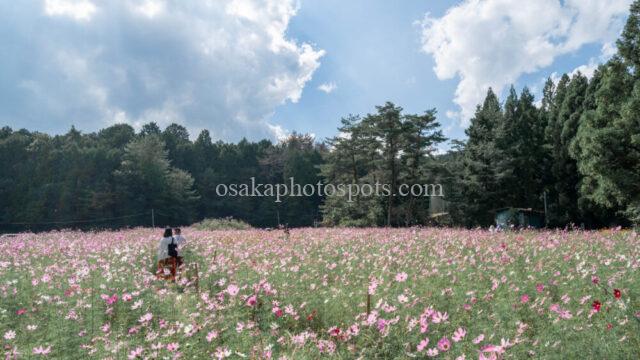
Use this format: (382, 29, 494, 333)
(192, 217, 252, 230)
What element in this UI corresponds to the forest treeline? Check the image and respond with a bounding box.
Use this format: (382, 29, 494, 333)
(2, 1, 640, 231)
(0, 123, 325, 231)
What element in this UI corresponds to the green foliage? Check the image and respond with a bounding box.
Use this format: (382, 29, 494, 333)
(572, 59, 639, 226)
(320, 103, 446, 227)
(449, 86, 548, 227)
(0, 124, 325, 231)
(569, 1, 640, 227)
(192, 217, 252, 230)
(113, 135, 198, 225)
(442, 0, 640, 228)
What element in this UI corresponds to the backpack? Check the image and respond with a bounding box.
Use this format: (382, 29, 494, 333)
(168, 237, 178, 258)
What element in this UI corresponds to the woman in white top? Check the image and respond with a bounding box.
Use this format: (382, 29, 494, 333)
(157, 228, 175, 261)
(157, 228, 178, 280)
(173, 227, 186, 267)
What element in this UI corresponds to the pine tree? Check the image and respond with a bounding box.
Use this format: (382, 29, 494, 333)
(371, 102, 405, 226)
(617, 0, 640, 75)
(459, 88, 502, 226)
(493, 86, 519, 206)
(515, 88, 545, 208)
(398, 109, 445, 225)
(114, 135, 199, 225)
(572, 59, 637, 225)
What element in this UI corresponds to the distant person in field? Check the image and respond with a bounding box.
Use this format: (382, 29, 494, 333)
(173, 227, 186, 267)
(157, 228, 178, 279)
(157, 227, 175, 261)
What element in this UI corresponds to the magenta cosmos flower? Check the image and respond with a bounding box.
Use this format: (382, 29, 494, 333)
(437, 337, 451, 352)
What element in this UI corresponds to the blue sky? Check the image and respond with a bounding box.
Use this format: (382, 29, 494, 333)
(0, 0, 633, 146)
(276, 0, 458, 140)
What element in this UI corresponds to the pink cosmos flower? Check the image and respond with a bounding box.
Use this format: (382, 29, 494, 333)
(214, 347, 231, 359)
(246, 295, 257, 307)
(426, 348, 439, 357)
(452, 327, 466, 342)
(226, 284, 239, 297)
(491, 279, 499, 291)
(437, 337, 451, 352)
(292, 333, 308, 346)
(481, 344, 505, 354)
(432, 311, 448, 323)
(559, 310, 573, 319)
(382, 303, 396, 313)
(32, 346, 51, 355)
(105, 294, 118, 305)
(348, 324, 360, 336)
(376, 319, 388, 333)
(274, 308, 283, 318)
(128, 347, 143, 359)
(4, 330, 16, 340)
(366, 310, 379, 326)
(520, 294, 529, 303)
(206, 331, 219, 342)
(166, 343, 179, 352)
(328, 326, 341, 337)
(317, 340, 336, 354)
(368, 278, 378, 295)
(419, 315, 429, 333)
(138, 312, 153, 323)
(417, 338, 429, 352)
(472, 334, 485, 344)
(536, 283, 544, 293)
(500, 338, 513, 349)
(395, 272, 408, 282)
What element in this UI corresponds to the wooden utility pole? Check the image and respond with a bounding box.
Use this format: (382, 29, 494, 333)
(543, 192, 548, 227)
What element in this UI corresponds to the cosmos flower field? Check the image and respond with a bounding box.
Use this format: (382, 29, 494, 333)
(1, 228, 639, 359)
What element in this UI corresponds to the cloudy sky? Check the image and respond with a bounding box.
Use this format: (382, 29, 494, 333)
(0, 0, 633, 144)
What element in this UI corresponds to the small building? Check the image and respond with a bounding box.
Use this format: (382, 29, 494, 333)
(494, 208, 545, 229)
(428, 212, 452, 226)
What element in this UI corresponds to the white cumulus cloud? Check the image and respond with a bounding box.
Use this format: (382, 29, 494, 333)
(44, 0, 97, 21)
(419, 0, 632, 126)
(0, 0, 324, 141)
(317, 81, 337, 94)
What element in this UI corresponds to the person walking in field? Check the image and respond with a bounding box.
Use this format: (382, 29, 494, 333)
(157, 228, 179, 280)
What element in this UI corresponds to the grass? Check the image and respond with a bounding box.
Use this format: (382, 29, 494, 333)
(191, 217, 253, 231)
